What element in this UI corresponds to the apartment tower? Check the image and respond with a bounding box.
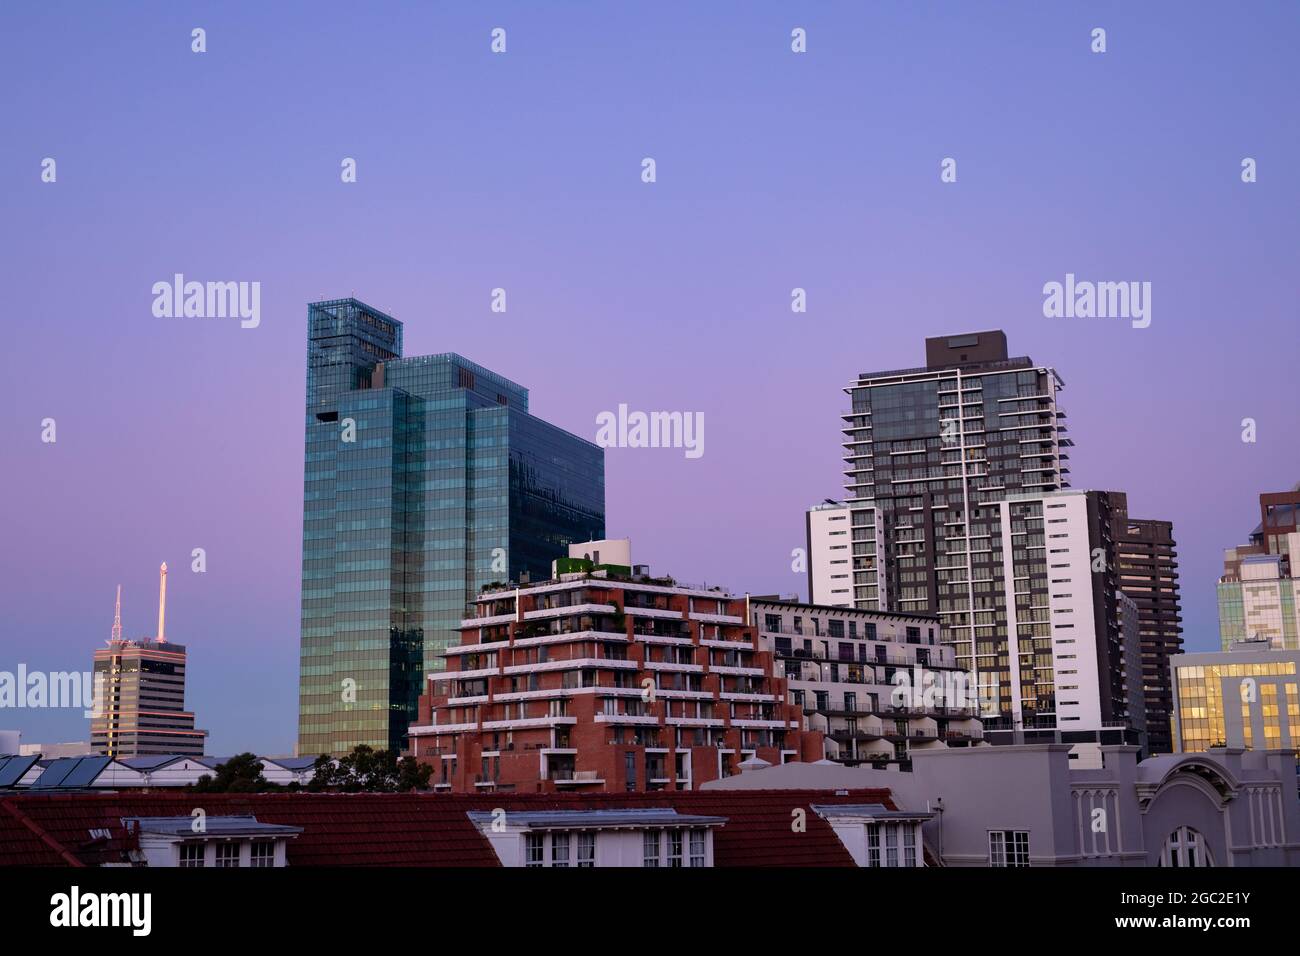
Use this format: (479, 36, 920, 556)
(1108, 491, 1183, 753)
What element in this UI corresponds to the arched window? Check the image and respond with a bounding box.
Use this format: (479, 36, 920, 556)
(1159, 826, 1213, 867)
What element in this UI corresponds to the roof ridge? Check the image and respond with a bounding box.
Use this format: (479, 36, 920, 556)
(0, 797, 86, 867)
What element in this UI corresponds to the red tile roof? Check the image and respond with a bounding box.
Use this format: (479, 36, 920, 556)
(0, 788, 895, 867)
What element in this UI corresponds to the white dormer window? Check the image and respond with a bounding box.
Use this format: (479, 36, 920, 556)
(470, 809, 724, 867)
(215, 843, 240, 868)
(250, 841, 275, 868)
(126, 815, 302, 868)
(577, 831, 596, 867)
(643, 829, 661, 867)
(179, 842, 204, 868)
(813, 803, 932, 868)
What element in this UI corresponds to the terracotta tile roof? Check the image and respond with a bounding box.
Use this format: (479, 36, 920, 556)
(0, 788, 895, 867)
(0, 798, 84, 866)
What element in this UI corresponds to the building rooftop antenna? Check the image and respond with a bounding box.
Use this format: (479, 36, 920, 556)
(157, 563, 168, 643)
(110, 584, 123, 643)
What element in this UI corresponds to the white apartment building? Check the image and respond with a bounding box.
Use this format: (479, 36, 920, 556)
(806, 500, 854, 607)
(748, 597, 984, 767)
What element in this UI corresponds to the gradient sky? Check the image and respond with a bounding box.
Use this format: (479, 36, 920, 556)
(2, 2, 1296, 755)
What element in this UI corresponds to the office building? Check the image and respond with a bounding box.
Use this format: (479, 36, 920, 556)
(1218, 485, 1300, 650)
(298, 298, 605, 757)
(1171, 639, 1300, 752)
(90, 568, 206, 758)
(408, 553, 821, 792)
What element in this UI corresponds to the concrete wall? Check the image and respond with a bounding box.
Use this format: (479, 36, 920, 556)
(705, 742, 1300, 866)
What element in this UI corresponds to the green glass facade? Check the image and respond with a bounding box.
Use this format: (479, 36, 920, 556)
(1217, 581, 1247, 648)
(299, 299, 604, 756)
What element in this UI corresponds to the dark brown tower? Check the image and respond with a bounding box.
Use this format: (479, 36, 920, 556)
(1108, 492, 1183, 754)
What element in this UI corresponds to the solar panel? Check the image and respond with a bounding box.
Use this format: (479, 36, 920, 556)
(30, 757, 78, 788)
(30, 755, 111, 789)
(121, 755, 179, 771)
(0, 755, 38, 787)
(268, 757, 317, 771)
(61, 755, 111, 788)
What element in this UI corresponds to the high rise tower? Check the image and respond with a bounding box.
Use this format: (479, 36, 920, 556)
(298, 298, 605, 757)
(1108, 492, 1183, 754)
(840, 332, 1143, 751)
(841, 331, 1070, 660)
(90, 574, 206, 757)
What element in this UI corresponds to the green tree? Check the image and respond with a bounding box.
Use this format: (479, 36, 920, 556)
(307, 745, 432, 792)
(192, 752, 272, 793)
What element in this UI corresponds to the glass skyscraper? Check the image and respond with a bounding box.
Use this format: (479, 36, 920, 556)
(298, 298, 605, 757)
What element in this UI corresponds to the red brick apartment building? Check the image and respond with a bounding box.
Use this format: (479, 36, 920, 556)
(409, 563, 823, 792)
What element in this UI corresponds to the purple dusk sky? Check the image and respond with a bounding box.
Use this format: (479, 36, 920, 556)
(1, 2, 1296, 755)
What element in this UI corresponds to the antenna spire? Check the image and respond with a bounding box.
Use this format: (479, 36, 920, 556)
(111, 585, 122, 642)
(157, 563, 168, 643)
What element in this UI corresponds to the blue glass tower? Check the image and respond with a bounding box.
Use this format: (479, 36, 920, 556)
(298, 298, 605, 756)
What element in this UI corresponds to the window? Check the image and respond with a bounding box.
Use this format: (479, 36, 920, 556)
(250, 841, 274, 868)
(179, 842, 205, 868)
(689, 829, 706, 867)
(866, 825, 880, 867)
(215, 842, 241, 867)
(1160, 827, 1213, 867)
(668, 830, 684, 867)
(577, 831, 596, 867)
(643, 830, 661, 867)
(885, 824, 899, 867)
(989, 830, 1030, 867)
(551, 831, 571, 868)
(903, 825, 917, 867)
(525, 833, 545, 868)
